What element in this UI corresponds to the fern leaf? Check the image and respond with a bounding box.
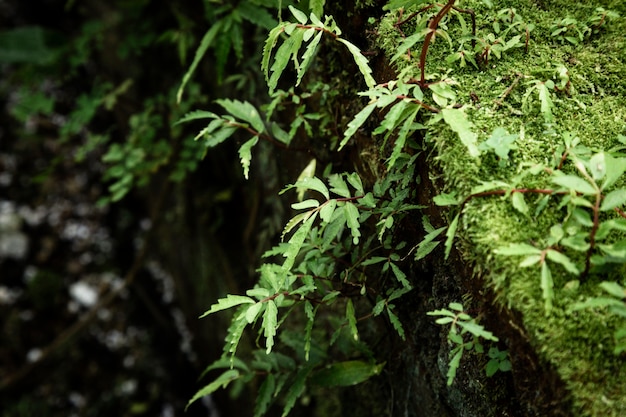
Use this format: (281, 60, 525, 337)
(282, 212, 318, 273)
(238, 137, 259, 180)
(281, 366, 313, 417)
(199, 294, 255, 318)
(386, 305, 405, 340)
(262, 24, 287, 82)
(268, 26, 304, 94)
(263, 300, 278, 353)
(253, 374, 276, 417)
(297, 30, 323, 86)
(216, 99, 266, 133)
(340, 101, 377, 150)
(186, 369, 240, 410)
(178, 22, 222, 103)
(337, 38, 376, 88)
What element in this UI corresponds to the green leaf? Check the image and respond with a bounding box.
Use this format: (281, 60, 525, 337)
(310, 0, 325, 17)
(176, 110, 218, 125)
(245, 302, 264, 323)
(282, 212, 318, 273)
(304, 302, 316, 361)
(297, 30, 323, 86)
(494, 243, 542, 256)
(281, 366, 313, 417)
(602, 155, 626, 190)
(310, 361, 384, 387)
(441, 108, 479, 157)
(346, 299, 359, 341)
(178, 23, 222, 103)
(288, 176, 330, 200)
(281, 210, 314, 240)
(200, 295, 255, 318)
(601, 189, 626, 211)
(292, 199, 320, 210)
(344, 202, 361, 244)
(551, 174, 597, 195)
(387, 306, 405, 339)
(340, 101, 377, 149)
(268, 27, 304, 94)
(186, 369, 240, 410)
(288, 5, 308, 24)
(253, 374, 276, 417)
(458, 321, 498, 341)
(447, 348, 463, 385)
(599, 281, 626, 299)
(415, 225, 446, 260)
(541, 262, 554, 313)
(479, 127, 518, 160)
(546, 249, 579, 275)
(262, 24, 286, 82)
(337, 38, 376, 88)
(217, 99, 266, 133)
(589, 152, 607, 181)
(263, 300, 278, 353)
(388, 106, 421, 168)
(519, 254, 542, 267)
(346, 173, 364, 196)
(320, 199, 337, 223)
(433, 193, 460, 206)
(511, 192, 528, 215)
(239, 137, 259, 180)
(205, 125, 238, 147)
(329, 174, 351, 198)
(389, 262, 411, 288)
(444, 213, 460, 259)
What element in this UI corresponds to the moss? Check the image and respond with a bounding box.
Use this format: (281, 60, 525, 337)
(374, 0, 626, 415)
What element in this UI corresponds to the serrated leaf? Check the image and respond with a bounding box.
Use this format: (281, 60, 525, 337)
(329, 174, 351, 198)
(551, 174, 597, 195)
(337, 38, 376, 88)
(186, 369, 240, 410)
(346, 299, 359, 341)
(340, 101, 377, 149)
(494, 243, 542, 256)
(310, 361, 384, 387)
(217, 99, 265, 134)
(386, 306, 405, 339)
(288, 5, 308, 24)
(289, 176, 330, 200)
(433, 193, 460, 206)
(541, 262, 554, 313)
(304, 302, 316, 361)
(388, 106, 420, 168)
(458, 321, 498, 341)
(346, 173, 364, 196)
(297, 30, 323, 86)
(263, 300, 278, 353)
(390, 262, 411, 288)
(178, 23, 222, 103)
(344, 202, 361, 244)
(262, 24, 286, 81)
(200, 294, 255, 318)
(282, 212, 318, 273)
(479, 127, 518, 160)
(281, 366, 313, 417)
(444, 213, 460, 259)
(447, 348, 463, 385)
(601, 189, 626, 211)
(205, 125, 238, 147)
(281, 210, 314, 240)
(268, 27, 304, 94)
(253, 374, 276, 417)
(238, 2, 277, 30)
(391, 30, 426, 62)
(238, 137, 259, 180)
(441, 108, 479, 157)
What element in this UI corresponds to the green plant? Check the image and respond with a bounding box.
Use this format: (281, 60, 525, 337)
(428, 302, 500, 385)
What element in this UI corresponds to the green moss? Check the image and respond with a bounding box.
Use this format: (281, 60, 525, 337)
(375, 0, 626, 415)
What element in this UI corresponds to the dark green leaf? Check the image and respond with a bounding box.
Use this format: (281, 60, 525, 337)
(311, 361, 384, 387)
(444, 213, 460, 259)
(178, 23, 222, 103)
(186, 369, 240, 410)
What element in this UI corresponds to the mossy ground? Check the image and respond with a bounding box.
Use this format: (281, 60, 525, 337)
(376, 0, 625, 415)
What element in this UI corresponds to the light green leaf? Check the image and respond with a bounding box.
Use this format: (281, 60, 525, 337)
(458, 321, 498, 341)
(297, 30, 323, 86)
(263, 300, 278, 353)
(441, 108, 479, 157)
(245, 302, 264, 323)
(289, 176, 330, 200)
(600, 281, 626, 299)
(329, 174, 351, 198)
(447, 348, 463, 385)
(262, 24, 286, 81)
(444, 213, 460, 259)
(238, 137, 258, 180)
(479, 127, 518, 159)
(494, 243, 541, 256)
(200, 294, 255, 318)
(205, 125, 238, 147)
(541, 262, 554, 313)
(344, 202, 361, 244)
(415, 226, 446, 260)
(511, 192, 528, 215)
(320, 199, 337, 223)
(282, 212, 318, 273)
(281, 210, 314, 240)
(341, 101, 377, 149)
(288, 5, 308, 24)
(346, 173, 364, 196)
(388, 106, 421, 168)
(337, 38, 376, 88)
(217, 99, 265, 134)
(186, 369, 240, 410)
(310, 361, 384, 387)
(602, 155, 626, 190)
(176, 110, 217, 125)
(551, 174, 598, 195)
(291, 199, 320, 210)
(177, 23, 222, 103)
(589, 152, 607, 181)
(268, 27, 304, 94)
(433, 193, 460, 206)
(519, 254, 542, 267)
(601, 189, 626, 211)
(310, 0, 325, 18)
(346, 299, 358, 341)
